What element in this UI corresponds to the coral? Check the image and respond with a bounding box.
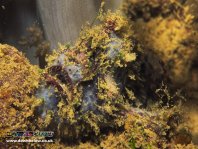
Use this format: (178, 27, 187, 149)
(0, 44, 41, 137)
(184, 103, 198, 144)
(45, 142, 99, 149)
(34, 10, 188, 148)
(100, 105, 195, 149)
(173, 144, 198, 149)
(123, 0, 198, 84)
(0, 6, 197, 149)
(123, 1, 198, 147)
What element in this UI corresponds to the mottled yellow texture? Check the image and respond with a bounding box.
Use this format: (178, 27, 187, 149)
(1, 2, 197, 148)
(134, 16, 196, 83)
(174, 144, 198, 149)
(43, 10, 137, 142)
(123, 0, 198, 83)
(0, 44, 41, 136)
(100, 108, 173, 149)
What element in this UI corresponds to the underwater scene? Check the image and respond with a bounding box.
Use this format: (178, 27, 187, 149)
(0, 0, 198, 148)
